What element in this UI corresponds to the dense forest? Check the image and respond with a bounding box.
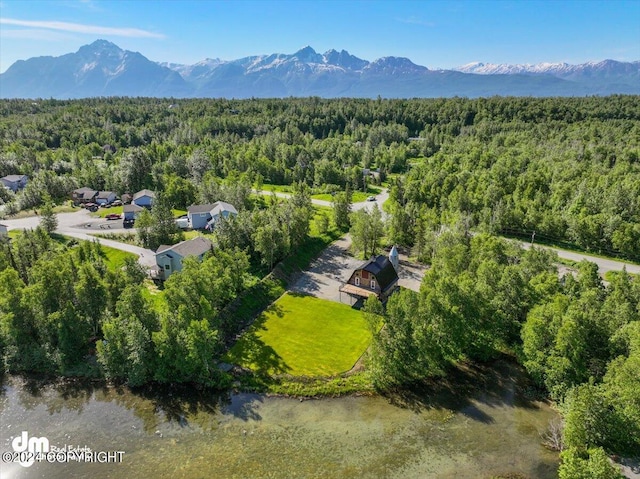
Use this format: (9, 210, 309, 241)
(1, 96, 639, 259)
(363, 230, 639, 477)
(1, 96, 639, 477)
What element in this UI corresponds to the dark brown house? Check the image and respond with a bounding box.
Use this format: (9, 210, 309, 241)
(340, 255, 399, 303)
(72, 187, 98, 204)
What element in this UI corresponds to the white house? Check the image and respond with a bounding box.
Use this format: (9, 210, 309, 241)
(132, 189, 155, 209)
(152, 237, 213, 280)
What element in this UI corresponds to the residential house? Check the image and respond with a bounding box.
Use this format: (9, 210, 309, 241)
(95, 191, 117, 206)
(206, 201, 238, 230)
(340, 253, 399, 304)
(187, 203, 216, 230)
(1, 175, 28, 192)
(72, 187, 98, 205)
(0, 223, 8, 238)
(123, 203, 144, 220)
(152, 237, 213, 280)
(187, 201, 238, 230)
(132, 189, 155, 209)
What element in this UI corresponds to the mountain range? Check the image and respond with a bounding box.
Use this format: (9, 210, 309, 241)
(1, 40, 638, 99)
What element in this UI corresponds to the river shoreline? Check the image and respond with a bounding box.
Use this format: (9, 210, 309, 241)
(1, 359, 560, 479)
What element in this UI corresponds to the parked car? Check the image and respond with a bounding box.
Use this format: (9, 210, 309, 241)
(123, 218, 135, 228)
(367, 196, 376, 201)
(111, 200, 123, 207)
(105, 213, 121, 220)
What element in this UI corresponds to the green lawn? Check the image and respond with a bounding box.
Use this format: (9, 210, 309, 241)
(92, 206, 123, 218)
(260, 183, 294, 193)
(99, 244, 137, 270)
(311, 186, 381, 203)
(225, 293, 373, 377)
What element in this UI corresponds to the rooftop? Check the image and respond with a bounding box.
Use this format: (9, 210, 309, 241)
(133, 189, 156, 200)
(156, 236, 213, 258)
(360, 255, 399, 292)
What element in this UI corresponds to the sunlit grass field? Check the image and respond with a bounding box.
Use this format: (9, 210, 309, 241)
(226, 293, 372, 377)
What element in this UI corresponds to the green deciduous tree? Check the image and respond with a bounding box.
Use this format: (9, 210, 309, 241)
(39, 201, 57, 234)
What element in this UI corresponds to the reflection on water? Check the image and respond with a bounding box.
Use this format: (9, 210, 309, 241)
(0, 361, 559, 479)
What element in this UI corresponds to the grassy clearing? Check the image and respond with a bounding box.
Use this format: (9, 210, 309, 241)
(311, 186, 381, 203)
(225, 293, 373, 377)
(260, 183, 294, 194)
(604, 270, 638, 282)
(92, 206, 123, 218)
(100, 245, 137, 270)
(141, 280, 167, 313)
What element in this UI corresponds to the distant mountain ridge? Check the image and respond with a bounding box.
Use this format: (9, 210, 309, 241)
(1, 40, 638, 99)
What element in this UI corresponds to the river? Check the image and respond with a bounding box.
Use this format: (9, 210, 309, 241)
(0, 360, 559, 479)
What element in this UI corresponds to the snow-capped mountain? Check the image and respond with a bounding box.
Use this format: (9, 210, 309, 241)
(1, 40, 638, 99)
(455, 59, 640, 82)
(0, 40, 189, 98)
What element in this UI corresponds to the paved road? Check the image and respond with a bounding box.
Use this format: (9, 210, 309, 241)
(1, 209, 156, 267)
(518, 240, 640, 276)
(255, 188, 390, 213)
(3, 200, 636, 277)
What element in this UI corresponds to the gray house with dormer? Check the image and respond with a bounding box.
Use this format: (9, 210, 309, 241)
(152, 237, 213, 280)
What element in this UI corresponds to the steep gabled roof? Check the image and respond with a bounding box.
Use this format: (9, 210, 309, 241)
(360, 255, 399, 292)
(156, 236, 213, 258)
(211, 201, 238, 216)
(97, 190, 115, 199)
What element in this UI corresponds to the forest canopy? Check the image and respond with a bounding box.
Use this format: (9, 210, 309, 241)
(1, 95, 638, 260)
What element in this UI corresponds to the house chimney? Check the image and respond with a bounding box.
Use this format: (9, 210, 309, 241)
(389, 245, 399, 272)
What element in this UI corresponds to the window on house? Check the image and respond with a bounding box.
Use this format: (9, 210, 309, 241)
(355, 276, 360, 286)
(371, 279, 376, 290)
(361, 270, 369, 279)
(164, 265, 170, 270)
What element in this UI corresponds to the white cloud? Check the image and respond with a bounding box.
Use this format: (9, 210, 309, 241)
(0, 18, 165, 38)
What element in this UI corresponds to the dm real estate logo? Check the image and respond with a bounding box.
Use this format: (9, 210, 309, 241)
(11, 431, 49, 467)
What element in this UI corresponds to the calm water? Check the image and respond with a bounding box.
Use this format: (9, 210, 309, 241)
(0, 361, 559, 479)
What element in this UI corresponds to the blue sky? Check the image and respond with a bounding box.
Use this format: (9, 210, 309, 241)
(0, 0, 638, 73)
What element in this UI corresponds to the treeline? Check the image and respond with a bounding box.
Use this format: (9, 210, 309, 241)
(364, 230, 639, 478)
(1, 96, 639, 261)
(0, 228, 251, 387)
